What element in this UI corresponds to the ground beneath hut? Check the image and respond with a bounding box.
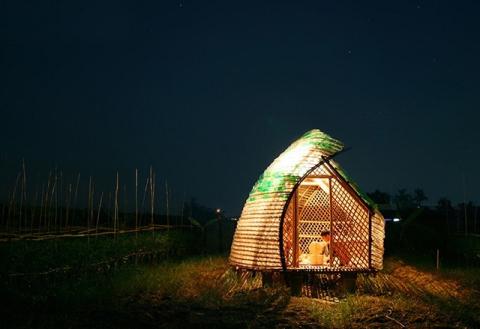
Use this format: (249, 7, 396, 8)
(2, 256, 479, 328)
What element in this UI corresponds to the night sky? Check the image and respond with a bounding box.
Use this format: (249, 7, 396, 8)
(1, 1, 479, 215)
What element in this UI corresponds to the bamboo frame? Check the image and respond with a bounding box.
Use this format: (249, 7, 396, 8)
(229, 129, 385, 273)
(283, 165, 370, 271)
(328, 177, 333, 267)
(292, 190, 298, 267)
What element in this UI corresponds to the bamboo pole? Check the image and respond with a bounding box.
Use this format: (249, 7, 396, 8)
(31, 187, 38, 233)
(140, 177, 149, 228)
(1, 201, 6, 229)
(463, 174, 468, 236)
(165, 180, 169, 231)
(123, 184, 127, 228)
(88, 176, 92, 229)
(23, 162, 27, 232)
(107, 192, 112, 229)
(72, 173, 80, 228)
(150, 167, 155, 238)
(19, 160, 26, 233)
(39, 184, 45, 232)
(91, 183, 95, 229)
(1, 225, 170, 242)
(135, 169, 138, 241)
(87, 176, 92, 246)
(65, 183, 72, 230)
(47, 172, 55, 232)
(8, 172, 21, 233)
(189, 199, 193, 230)
(44, 175, 49, 232)
(53, 169, 58, 232)
(59, 171, 63, 228)
(114, 172, 119, 240)
(436, 249, 440, 270)
(180, 192, 185, 226)
(474, 206, 478, 234)
(96, 192, 103, 237)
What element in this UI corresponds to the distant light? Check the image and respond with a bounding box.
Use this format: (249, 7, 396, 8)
(216, 208, 221, 213)
(393, 218, 400, 222)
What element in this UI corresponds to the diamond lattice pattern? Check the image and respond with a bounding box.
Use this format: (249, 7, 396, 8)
(282, 163, 370, 269)
(331, 178, 369, 268)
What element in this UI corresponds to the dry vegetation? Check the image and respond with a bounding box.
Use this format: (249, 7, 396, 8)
(3, 254, 478, 329)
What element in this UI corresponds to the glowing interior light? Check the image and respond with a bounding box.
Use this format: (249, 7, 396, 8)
(269, 142, 311, 173)
(393, 218, 400, 222)
(317, 178, 330, 193)
(301, 177, 330, 193)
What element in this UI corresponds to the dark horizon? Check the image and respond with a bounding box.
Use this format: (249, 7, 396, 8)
(2, 1, 480, 215)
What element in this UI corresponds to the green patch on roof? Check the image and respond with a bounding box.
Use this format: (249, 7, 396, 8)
(300, 129, 344, 155)
(248, 172, 298, 202)
(247, 129, 344, 202)
(244, 129, 380, 210)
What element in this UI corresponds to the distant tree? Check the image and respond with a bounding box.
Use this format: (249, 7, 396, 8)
(457, 201, 475, 236)
(436, 197, 452, 217)
(184, 198, 217, 225)
(434, 197, 453, 233)
(436, 197, 452, 210)
(367, 190, 391, 205)
(413, 188, 428, 207)
(393, 189, 414, 210)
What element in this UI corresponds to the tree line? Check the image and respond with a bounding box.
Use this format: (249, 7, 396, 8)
(368, 188, 480, 266)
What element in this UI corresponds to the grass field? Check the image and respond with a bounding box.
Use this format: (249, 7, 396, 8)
(1, 232, 479, 329)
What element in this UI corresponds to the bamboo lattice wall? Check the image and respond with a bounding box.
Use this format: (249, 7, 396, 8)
(229, 129, 384, 272)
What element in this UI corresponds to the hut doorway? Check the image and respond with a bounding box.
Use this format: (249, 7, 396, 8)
(282, 163, 371, 271)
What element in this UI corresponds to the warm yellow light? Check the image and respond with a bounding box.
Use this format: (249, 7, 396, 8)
(267, 142, 311, 174)
(301, 177, 330, 193)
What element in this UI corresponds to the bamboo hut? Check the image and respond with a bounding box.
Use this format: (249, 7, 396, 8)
(230, 129, 384, 286)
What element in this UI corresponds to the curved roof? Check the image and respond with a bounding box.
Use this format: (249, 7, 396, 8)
(230, 129, 350, 270)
